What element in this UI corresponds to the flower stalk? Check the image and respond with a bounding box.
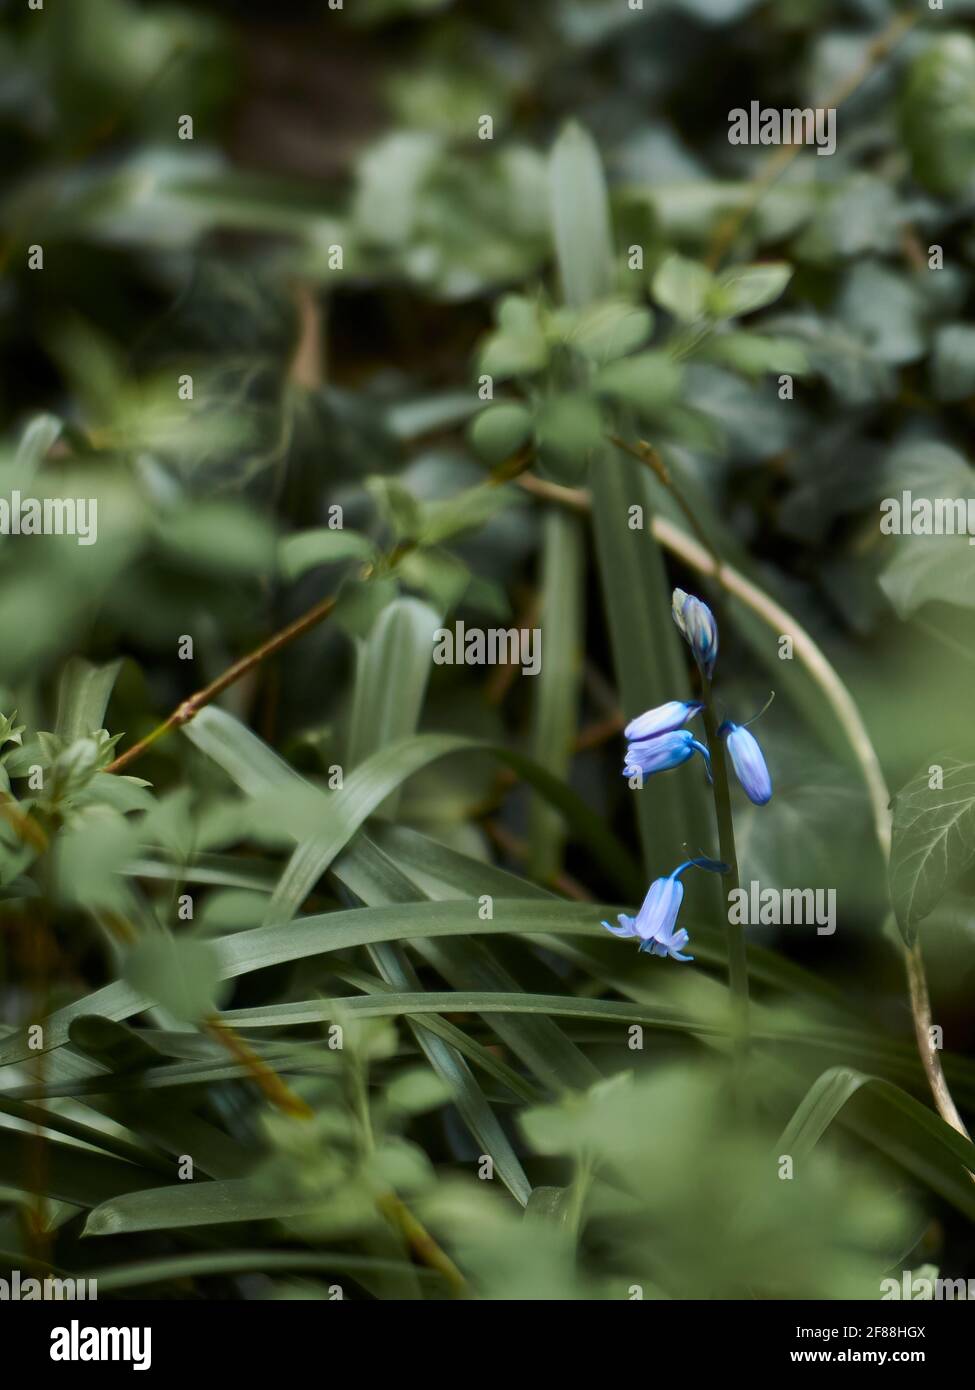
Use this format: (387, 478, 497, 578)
(700, 686, 749, 1045)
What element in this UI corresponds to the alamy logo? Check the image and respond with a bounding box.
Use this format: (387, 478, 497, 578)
(727, 881, 836, 935)
(880, 492, 975, 543)
(50, 1320, 150, 1371)
(0, 491, 97, 545)
(882, 1270, 975, 1300)
(0, 1270, 96, 1300)
(433, 620, 541, 676)
(728, 102, 836, 155)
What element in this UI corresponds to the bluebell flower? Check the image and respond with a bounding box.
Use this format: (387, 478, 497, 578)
(722, 722, 772, 805)
(602, 856, 727, 962)
(623, 727, 711, 780)
(672, 588, 718, 682)
(624, 700, 703, 743)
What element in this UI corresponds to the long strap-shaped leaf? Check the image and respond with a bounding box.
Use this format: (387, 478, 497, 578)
(780, 1064, 975, 1172)
(0, 901, 614, 1068)
(777, 1064, 975, 1220)
(335, 835, 598, 1096)
(182, 708, 640, 916)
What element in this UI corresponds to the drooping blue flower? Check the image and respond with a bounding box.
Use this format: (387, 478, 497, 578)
(624, 700, 703, 743)
(722, 722, 772, 805)
(602, 856, 728, 962)
(623, 727, 711, 780)
(672, 588, 718, 682)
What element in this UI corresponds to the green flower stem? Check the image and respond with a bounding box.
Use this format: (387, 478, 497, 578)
(701, 687, 749, 1045)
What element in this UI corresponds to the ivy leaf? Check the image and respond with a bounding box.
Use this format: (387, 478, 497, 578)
(889, 759, 975, 945)
(879, 535, 975, 618)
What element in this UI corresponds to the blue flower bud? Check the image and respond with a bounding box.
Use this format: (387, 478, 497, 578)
(672, 588, 718, 681)
(601, 856, 727, 962)
(623, 728, 711, 780)
(723, 722, 772, 805)
(624, 700, 703, 743)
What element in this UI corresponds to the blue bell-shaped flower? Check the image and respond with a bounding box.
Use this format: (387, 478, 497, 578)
(602, 856, 727, 962)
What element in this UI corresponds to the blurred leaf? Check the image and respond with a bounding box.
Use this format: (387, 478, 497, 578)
(419, 482, 521, 547)
(569, 300, 653, 363)
(699, 331, 809, 378)
(594, 352, 683, 416)
(122, 935, 228, 1024)
(468, 404, 533, 466)
(534, 394, 604, 481)
(652, 253, 714, 323)
(901, 34, 975, 197)
(279, 529, 375, 582)
(836, 261, 926, 367)
(708, 263, 792, 319)
(154, 502, 276, 576)
(479, 296, 548, 378)
(930, 323, 975, 402)
(549, 122, 614, 310)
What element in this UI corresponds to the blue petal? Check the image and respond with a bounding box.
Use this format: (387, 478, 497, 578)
(624, 701, 702, 743)
(602, 915, 638, 938)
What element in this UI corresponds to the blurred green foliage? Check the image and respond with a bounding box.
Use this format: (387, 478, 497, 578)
(0, 0, 974, 1301)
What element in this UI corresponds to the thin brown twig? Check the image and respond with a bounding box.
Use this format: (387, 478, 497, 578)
(205, 1020, 313, 1120)
(106, 594, 338, 775)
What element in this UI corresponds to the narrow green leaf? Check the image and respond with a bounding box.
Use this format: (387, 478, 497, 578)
(529, 508, 584, 879)
(183, 709, 641, 915)
(84, 1179, 332, 1236)
(549, 122, 614, 310)
(779, 1065, 975, 1219)
(345, 597, 441, 789)
(0, 1125, 169, 1210)
(589, 451, 710, 872)
(0, 900, 611, 1066)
